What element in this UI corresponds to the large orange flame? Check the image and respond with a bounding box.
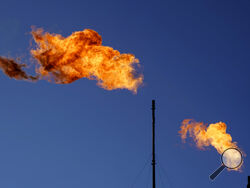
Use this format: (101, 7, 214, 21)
(30, 28, 143, 93)
(179, 119, 243, 170)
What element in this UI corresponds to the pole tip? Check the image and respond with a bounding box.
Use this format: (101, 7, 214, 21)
(152, 100, 155, 108)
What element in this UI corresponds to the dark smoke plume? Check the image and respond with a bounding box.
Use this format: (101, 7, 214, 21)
(0, 56, 38, 81)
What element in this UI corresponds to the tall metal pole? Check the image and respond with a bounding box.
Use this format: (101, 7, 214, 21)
(152, 100, 156, 188)
(247, 176, 250, 188)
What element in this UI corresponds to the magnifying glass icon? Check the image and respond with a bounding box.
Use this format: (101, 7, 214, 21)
(209, 148, 243, 180)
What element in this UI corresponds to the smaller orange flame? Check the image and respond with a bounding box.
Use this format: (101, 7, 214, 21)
(179, 119, 244, 171)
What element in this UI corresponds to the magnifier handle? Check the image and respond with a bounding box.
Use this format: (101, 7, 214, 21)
(209, 164, 226, 180)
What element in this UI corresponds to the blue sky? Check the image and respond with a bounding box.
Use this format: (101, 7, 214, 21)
(0, 0, 250, 187)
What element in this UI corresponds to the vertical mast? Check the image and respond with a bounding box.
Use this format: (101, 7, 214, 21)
(152, 100, 156, 188)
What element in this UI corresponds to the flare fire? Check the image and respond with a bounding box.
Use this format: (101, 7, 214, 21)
(179, 119, 244, 171)
(0, 27, 143, 93)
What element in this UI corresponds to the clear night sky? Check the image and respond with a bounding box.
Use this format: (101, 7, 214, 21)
(0, 0, 249, 187)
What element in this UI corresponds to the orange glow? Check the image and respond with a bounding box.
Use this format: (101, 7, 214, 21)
(30, 28, 143, 93)
(179, 119, 243, 171)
